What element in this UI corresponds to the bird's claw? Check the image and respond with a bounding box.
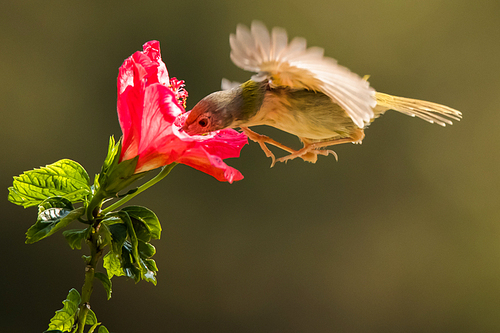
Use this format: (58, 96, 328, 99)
(276, 148, 338, 164)
(240, 127, 341, 167)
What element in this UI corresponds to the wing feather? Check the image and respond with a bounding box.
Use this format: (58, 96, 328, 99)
(271, 27, 288, 59)
(229, 21, 376, 128)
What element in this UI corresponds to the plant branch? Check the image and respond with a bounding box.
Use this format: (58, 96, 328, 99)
(76, 229, 103, 333)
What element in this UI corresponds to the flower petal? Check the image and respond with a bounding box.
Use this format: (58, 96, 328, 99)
(116, 40, 247, 182)
(176, 147, 244, 183)
(142, 41, 170, 85)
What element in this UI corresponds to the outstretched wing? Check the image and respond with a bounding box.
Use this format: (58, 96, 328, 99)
(229, 21, 376, 128)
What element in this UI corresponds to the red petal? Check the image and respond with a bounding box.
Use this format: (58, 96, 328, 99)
(176, 147, 244, 183)
(116, 40, 247, 182)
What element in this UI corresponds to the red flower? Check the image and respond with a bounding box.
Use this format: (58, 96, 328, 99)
(117, 41, 247, 183)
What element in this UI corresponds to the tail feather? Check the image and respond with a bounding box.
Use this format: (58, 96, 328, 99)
(375, 92, 462, 126)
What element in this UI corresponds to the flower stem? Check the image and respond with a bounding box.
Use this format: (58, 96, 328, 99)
(101, 163, 177, 214)
(87, 190, 106, 222)
(77, 229, 103, 333)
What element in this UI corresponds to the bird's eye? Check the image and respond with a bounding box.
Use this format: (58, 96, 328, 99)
(198, 118, 208, 127)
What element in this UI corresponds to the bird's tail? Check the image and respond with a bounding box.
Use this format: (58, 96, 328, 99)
(374, 92, 462, 126)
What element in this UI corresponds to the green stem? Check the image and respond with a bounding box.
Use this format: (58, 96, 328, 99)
(87, 190, 106, 222)
(101, 163, 177, 214)
(77, 230, 103, 333)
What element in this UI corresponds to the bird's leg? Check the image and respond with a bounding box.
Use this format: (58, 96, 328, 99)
(241, 127, 297, 167)
(276, 130, 365, 164)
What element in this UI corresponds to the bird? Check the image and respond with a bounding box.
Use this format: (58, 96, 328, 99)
(182, 21, 462, 166)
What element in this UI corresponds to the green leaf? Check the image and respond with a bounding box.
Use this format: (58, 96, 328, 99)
(101, 136, 120, 176)
(101, 211, 159, 285)
(26, 198, 84, 244)
(8, 159, 91, 208)
(138, 239, 156, 258)
(95, 136, 145, 195)
(103, 251, 125, 280)
(47, 288, 81, 332)
(95, 272, 112, 300)
(88, 322, 101, 333)
(63, 227, 92, 250)
(102, 218, 127, 255)
(144, 258, 158, 272)
(141, 257, 159, 285)
(98, 325, 110, 333)
(103, 240, 159, 285)
(120, 241, 142, 283)
(122, 206, 161, 240)
(97, 223, 112, 249)
(94, 136, 119, 192)
(117, 211, 139, 265)
(85, 308, 97, 325)
(124, 240, 158, 285)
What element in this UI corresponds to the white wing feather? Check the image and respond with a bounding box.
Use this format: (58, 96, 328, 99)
(229, 21, 376, 128)
(221, 78, 242, 91)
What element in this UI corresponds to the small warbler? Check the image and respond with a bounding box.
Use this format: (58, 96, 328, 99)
(183, 21, 462, 166)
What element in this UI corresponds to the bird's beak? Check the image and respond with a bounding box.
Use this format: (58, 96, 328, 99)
(181, 111, 197, 135)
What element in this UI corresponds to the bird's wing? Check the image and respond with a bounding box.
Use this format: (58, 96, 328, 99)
(229, 21, 376, 128)
(221, 78, 242, 91)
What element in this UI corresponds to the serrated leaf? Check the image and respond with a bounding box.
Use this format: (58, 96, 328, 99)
(103, 219, 127, 255)
(122, 206, 161, 240)
(103, 240, 158, 285)
(85, 308, 97, 325)
(101, 211, 159, 285)
(98, 325, 110, 333)
(124, 241, 158, 285)
(47, 288, 81, 332)
(99, 212, 141, 272)
(63, 227, 92, 250)
(103, 251, 125, 280)
(40, 195, 74, 209)
(8, 159, 91, 207)
(26, 199, 84, 244)
(95, 272, 112, 300)
(120, 241, 141, 283)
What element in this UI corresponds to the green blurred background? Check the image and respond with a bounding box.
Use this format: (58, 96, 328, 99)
(1, 0, 499, 332)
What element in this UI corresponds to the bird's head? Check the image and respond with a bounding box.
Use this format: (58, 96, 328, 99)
(182, 90, 239, 135)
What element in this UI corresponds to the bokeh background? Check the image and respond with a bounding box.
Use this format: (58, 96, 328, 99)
(1, 0, 499, 332)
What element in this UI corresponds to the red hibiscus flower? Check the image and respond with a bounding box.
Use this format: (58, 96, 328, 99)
(117, 41, 247, 183)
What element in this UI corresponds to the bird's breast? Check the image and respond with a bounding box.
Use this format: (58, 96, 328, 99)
(245, 89, 359, 140)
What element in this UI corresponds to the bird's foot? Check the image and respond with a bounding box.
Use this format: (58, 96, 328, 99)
(276, 147, 338, 164)
(276, 134, 363, 164)
(241, 127, 297, 167)
(241, 127, 276, 166)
